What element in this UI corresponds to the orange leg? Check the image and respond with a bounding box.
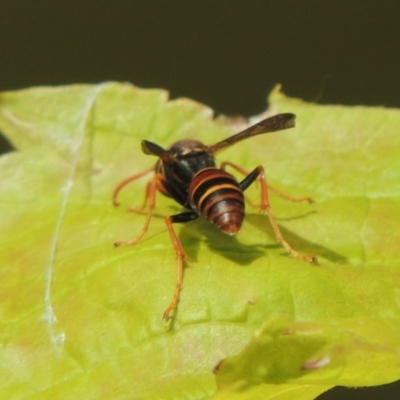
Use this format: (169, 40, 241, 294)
(112, 167, 154, 207)
(113, 167, 199, 320)
(220, 161, 314, 205)
(163, 217, 186, 321)
(235, 164, 317, 264)
(162, 211, 199, 321)
(127, 173, 170, 214)
(268, 185, 314, 204)
(114, 175, 159, 247)
(127, 180, 152, 213)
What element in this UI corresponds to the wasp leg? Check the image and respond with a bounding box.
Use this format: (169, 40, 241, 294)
(114, 175, 160, 247)
(112, 167, 154, 207)
(126, 179, 152, 213)
(267, 185, 314, 203)
(163, 211, 199, 321)
(127, 172, 169, 213)
(239, 166, 317, 264)
(220, 161, 262, 208)
(220, 161, 313, 204)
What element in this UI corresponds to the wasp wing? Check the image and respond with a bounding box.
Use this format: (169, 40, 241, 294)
(208, 113, 296, 154)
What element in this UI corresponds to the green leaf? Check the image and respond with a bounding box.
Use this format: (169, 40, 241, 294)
(0, 83, 399, 399)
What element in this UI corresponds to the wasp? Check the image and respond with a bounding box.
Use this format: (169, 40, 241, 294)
(112, 113, 317, 321)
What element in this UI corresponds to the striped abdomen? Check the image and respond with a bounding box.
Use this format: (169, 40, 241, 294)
(188, 168, 245, 235)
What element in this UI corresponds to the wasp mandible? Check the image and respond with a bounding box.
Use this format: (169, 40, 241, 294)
(112, 113, 317, 321)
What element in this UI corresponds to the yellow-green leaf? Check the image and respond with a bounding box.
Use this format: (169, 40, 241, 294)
(0, 83, 399, 399)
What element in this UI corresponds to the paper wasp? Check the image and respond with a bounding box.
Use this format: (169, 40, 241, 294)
(112, 113, 317, 320)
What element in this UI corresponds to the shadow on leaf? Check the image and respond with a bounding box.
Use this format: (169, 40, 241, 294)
(246, 213, 349, 264)
(178, 217, 265, 266)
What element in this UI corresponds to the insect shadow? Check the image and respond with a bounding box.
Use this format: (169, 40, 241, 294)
(176, 207, 347, 267)
(177, 215, 265, 266)
(245, 212, 348, 264)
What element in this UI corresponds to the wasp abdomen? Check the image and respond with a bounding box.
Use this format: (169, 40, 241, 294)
(188, 168, 245, 235)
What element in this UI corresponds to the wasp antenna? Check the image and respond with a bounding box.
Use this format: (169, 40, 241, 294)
(208, 113, 296, 154)
(141, 140, 166, 156)
(141, 140, 176, 164)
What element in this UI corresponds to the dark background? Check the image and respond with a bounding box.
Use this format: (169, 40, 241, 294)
(1, 1, 399, 398)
